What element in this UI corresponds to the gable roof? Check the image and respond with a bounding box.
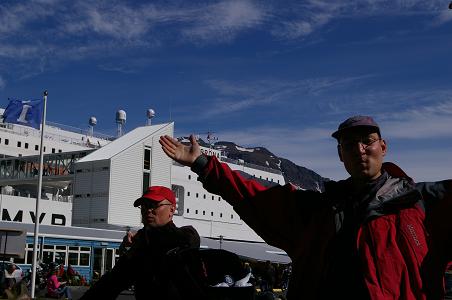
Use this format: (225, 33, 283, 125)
(77, 122, 173, 163)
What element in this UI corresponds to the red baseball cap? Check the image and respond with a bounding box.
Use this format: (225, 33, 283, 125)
(133, 186, 176, 207)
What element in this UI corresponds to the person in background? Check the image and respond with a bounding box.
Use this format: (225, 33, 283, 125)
(80, 186, 200, 300)
(4, 264, 20, 291)
(159, 115, 452, 299)
(46, 267, 72, 299)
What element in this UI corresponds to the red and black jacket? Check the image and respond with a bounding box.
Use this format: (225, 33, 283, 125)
(193, 155, 452, 300)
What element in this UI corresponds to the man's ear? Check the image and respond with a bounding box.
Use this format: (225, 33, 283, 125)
(380, 139, 387, 156)
(337, 145, 343, 162)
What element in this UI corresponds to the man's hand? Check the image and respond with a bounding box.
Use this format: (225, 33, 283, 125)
(124, 230, 137, 246)
(159, 134, 202, 167)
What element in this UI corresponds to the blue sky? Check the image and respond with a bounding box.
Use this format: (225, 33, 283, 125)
(1, 0, 452, 182)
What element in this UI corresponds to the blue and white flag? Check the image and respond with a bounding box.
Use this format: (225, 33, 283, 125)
(3, 99, 44, 129)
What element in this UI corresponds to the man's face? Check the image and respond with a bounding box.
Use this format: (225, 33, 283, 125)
(338, 128, 387, 181)
(140, 200, 174, 227)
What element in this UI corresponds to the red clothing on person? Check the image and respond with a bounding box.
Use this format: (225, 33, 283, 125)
(47, 274, 61, 297)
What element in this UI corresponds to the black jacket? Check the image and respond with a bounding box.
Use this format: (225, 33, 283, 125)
(80, 221, 200, 300)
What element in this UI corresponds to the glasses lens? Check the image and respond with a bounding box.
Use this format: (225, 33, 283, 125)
(341, 137, 379, 150)
(141, 203, 157, 210)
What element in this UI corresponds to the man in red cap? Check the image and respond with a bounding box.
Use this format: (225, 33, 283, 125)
(159, 115, 452, 300)
(81, 186, 200, 300)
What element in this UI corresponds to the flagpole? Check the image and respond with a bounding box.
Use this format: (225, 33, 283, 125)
(30, 90, 47, 299)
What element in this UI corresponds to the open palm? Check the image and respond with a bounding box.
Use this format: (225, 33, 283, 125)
(159, 134, 201, 167)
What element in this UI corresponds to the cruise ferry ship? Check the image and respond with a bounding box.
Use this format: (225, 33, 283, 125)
(0, 108, 290, 280)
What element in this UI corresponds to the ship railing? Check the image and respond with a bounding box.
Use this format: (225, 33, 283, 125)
(172, 157, 281, 175)
(0, 122, 114, 148)
(220, 157, 282, 175)
(0, 192, 73, 203)
(47, 121, 115, 141)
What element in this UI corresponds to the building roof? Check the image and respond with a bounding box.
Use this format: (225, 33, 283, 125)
(200, 237, 290, 264)
(77, 122, 173, 162)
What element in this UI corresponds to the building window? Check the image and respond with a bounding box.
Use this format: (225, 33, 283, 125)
(144, 147, 151, 170)
(211, 212, 214, 216)
(211, 196, 214, 200)
(203, 211, 205, 215)
(25, 143, 29, 149)
(231, 214, 234, 219)
(188, 175, 191, 180)
(186, 209, 190, 213)
(218, 196, 221, 201)
(25, 243, 40, 264)
(5, 139, 9, 145)
(196, 193, 198, 198)
(43, 146, 46, 152)
(68, 246, 91, 266)
(17, 141, 21, 147)
(35, 145, 39, 151)
(187, 191, 190, 196)
(52, 148, 55, 153)
(142, 172, 150, 194)
(195, 210, 198, 214)
(58, 149, 62, 153)
(203, 194, 206, 199)
(220, 213, 223, 218)
(42, 244, 67, 265)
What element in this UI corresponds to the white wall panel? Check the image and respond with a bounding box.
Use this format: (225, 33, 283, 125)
(109, 143, 143, 227)
(108, 123, 174, 228)
(0, 194, 72, 226)
(148, 123, 173, 187)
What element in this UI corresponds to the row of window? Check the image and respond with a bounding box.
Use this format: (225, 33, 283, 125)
(187, 191, 222, 201)
(0, 138, 62, 153)
(13, 244, 91, 267)
(185, 208, 237, 219)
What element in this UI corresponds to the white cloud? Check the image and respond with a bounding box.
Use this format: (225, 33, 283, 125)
(270, 0, 445, 40)
(431, 9, 452, 26)
(200, 75, 374, 117)
(379, 100, 452, 139)
(181, 0, 267, 44)
(386, 147, 452, 182)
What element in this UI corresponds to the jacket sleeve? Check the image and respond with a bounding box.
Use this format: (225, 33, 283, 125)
(79, 231, 145, 300)
(195, 155, 324, 253)
(416, 180, 452, 294)
(79, 256, 134, 300)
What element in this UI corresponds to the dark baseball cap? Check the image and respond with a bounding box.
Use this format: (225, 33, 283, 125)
(133, 186, 176, 207)
(332, 115, 380, 140)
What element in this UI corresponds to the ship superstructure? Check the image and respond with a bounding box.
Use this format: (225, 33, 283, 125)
(0, 109, 290, 269)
